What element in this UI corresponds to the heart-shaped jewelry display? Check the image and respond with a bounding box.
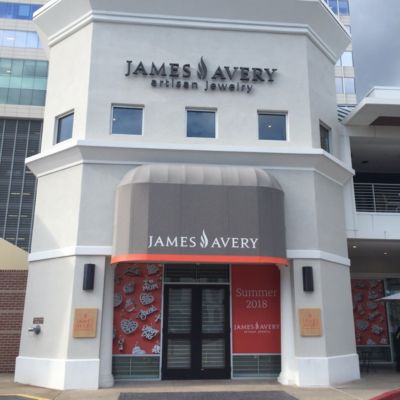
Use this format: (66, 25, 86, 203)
(121, 319, 139, 335)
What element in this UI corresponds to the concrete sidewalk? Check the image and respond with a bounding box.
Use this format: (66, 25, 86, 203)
(1, 370, 399, 400)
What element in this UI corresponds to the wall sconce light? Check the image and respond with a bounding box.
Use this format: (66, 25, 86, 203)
(83, 263, 95, 291)
(28, 325, 41, 335)
(302, 266, 314, 292)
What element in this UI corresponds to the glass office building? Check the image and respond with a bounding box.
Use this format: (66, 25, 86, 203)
(0, 1, 47, 251)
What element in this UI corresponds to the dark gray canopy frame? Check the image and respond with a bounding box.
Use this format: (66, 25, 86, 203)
(112, 164, 287, 265)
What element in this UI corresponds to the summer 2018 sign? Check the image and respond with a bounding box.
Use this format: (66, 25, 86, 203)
(232, 265, 280, 353)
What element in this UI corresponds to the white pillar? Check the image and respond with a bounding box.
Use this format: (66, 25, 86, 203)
(278, 263, 297, 385)
(99, 262, 115, 387)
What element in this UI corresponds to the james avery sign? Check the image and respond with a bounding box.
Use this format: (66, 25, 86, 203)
(148, 230, 259, 250)
(125, 57, 277, 94)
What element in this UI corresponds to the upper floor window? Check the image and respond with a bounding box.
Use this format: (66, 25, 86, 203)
(336, 51, 353, 67)
(325, 0, 349, 16)
(258, 112, 287, 140)
(335, 76, 355, 95)
(187, 109, 216, 138)
(0, 29, 41, 48)
(111, 105, 143, 135)
(0, 2, 41, 20)
(0, 58, 48, 106)
(56, 112, 74, 143)
(320, 123, 331, 153)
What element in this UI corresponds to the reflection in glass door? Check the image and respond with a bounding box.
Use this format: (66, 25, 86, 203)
(162, 285, 230, 379)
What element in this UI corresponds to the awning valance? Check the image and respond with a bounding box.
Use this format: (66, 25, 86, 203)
(111, 164, 287, 265)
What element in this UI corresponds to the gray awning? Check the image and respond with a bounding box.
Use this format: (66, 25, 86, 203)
(112, 164, 287, 265)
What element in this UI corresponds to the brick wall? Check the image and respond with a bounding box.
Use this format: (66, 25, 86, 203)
(0, 270, 27, 372)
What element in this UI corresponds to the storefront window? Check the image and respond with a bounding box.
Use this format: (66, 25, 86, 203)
(112, 106, 143, 135)
(386, 279, 400, 344)
(187, 109, 216, 138)
(258, 113, 286, 141)
(351, 279, 393, 363)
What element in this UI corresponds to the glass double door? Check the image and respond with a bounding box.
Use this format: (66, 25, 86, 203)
(162, 285, 230, 379)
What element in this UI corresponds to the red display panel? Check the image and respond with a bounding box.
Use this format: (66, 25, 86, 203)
(113, 263, 163, 355)
(232, 265, 281, 353)
(351, 279, 389, 346)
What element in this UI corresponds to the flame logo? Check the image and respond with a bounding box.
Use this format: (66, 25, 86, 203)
(197, 57, 208, 80)
(200, 230, 209, 248)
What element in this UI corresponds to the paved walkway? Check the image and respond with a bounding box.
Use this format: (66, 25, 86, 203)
(1, 370, 399, 400)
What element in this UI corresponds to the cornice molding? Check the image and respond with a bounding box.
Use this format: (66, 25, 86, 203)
(26, 140, 354, 185)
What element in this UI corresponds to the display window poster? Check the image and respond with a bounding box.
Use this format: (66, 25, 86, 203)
(113, 263, 163, 355)
(351, 279, 389, 346)
(232, 265, 280, 353)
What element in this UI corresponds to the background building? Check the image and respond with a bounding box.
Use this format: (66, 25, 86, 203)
(323, 0, 356, 106)
(0, 0, 47, 252)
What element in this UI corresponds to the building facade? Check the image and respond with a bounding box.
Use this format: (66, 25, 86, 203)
(343, 87, 400, 367)
(0, 0, 47, 252)
(15, 0, 365, 390)
(323, 0, 356, 106)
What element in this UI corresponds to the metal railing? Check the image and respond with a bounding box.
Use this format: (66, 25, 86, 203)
(354, 183, 400, 213)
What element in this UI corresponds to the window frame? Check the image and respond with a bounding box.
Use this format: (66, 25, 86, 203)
(186, 107, 217, 139)
(55, 110, 74, 144)
(257, 111, 288, 141)
(111, 104, 144, 136)
(319, 121, 331, 153)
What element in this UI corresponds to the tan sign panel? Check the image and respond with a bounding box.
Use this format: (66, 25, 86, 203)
(73, 308, 97, 338)
(299, 308, 322, 337)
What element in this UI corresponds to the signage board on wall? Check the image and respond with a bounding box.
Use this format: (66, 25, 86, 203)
(298, 308, 322, 337)
(231, 265, 280, 353)
(124, 56, 278, 95)
(73, 308, 98, 338)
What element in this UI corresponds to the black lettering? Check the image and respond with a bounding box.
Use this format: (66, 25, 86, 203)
(211, 66, 226, 80)
(224, 66, 238, 80)
(150, 62, 166, 77)
(192, 82, 198, 89)
(229, 84, 235, 91)
(218, 83, 227, 91)
(252, 68, 265, 82)
(210, 83, 217, 90)
(125, 60, 132, 76)
(151, 80, 157, 87)
(183, 81, 189, 89)
(265, 68, 278, 82)
(133, 62, 148, 76)
(240, 67, 250, 81)
(169, 63, 180, 78)
(183, 64, 191, 78)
